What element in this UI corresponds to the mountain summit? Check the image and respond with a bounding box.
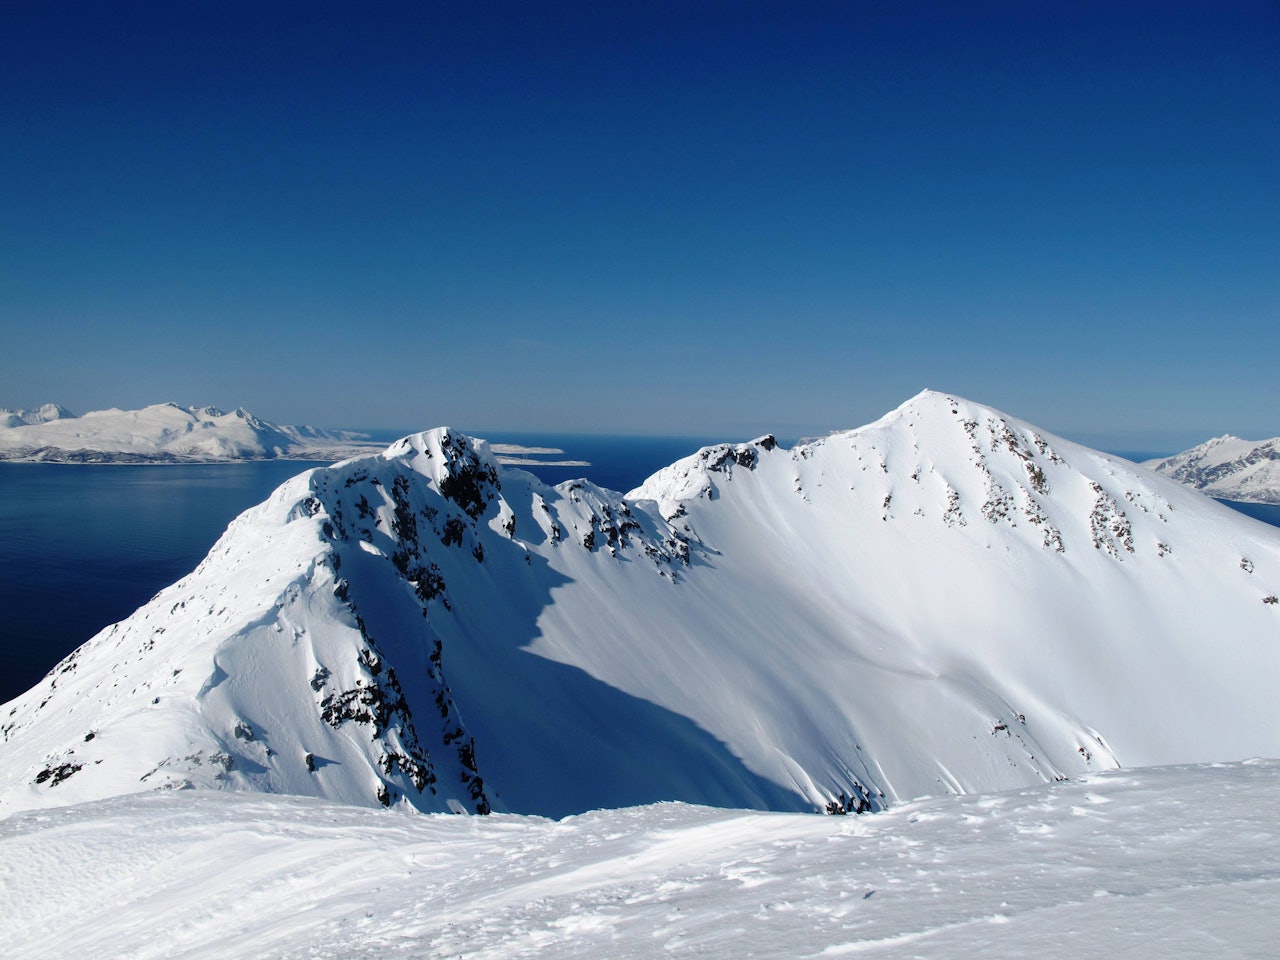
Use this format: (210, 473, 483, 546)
(3, 392, 1278, 818)
(1146, 434, 1280, 504)
(0, 403, 74, 428)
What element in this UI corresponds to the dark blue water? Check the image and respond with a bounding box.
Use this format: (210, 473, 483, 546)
(2, 438, 1277, 707)
(1106, 451, 1170, 465)
(484, 432, 731, 493)
(0, 461, 333, 705)
(1216, 499, 1280, 526)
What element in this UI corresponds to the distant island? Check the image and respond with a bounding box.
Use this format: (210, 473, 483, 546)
(0, 402, 590, 468)
(0, 403, 385, 463)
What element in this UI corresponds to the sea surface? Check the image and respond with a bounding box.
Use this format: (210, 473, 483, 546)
(1, 438, 1278, 706)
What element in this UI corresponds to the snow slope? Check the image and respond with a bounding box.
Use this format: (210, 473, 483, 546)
(0, 402, 380, 462)
(3, 391, 1279, 819)
(3, 760, 1278, 959)
(1146, 434, 1280, 504)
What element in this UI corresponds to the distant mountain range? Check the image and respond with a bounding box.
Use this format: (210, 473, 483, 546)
(4, 390, 1278, 820)
(0, 403, 382, 463)
(1145, 435, 1280, 504)
(0, 403, 75, 428)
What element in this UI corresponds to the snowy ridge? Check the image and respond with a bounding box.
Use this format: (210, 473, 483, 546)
(0, 402, 380, 462)
(1146, 433, 1280, 504)
(3, 392, 1280, 819)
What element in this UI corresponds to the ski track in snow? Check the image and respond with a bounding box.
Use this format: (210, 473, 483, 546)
(3, 760, 1279, 959)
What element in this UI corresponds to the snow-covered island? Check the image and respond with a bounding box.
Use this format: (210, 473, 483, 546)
(1146, 434, 1280, 504)
(0, 402, 590, 468)
(0, 402, 385, 463)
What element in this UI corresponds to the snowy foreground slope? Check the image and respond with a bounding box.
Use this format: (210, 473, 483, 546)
(3, 390, 1280, 818)
(0, 402, 379, 462)
(1146, 434, 1280, 504)
(3, 761, 1279, 959)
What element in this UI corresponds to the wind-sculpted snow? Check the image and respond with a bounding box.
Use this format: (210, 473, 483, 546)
(3, 392, 1280, 819)
(3, 761, 1279, 959)
(1146, 434, 1280, 504)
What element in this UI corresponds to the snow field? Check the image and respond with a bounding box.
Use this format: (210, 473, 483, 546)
(2, 760, 1278, 959)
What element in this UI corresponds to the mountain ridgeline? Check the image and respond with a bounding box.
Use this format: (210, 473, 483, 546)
(1146, 435, 1280, 505)
(3, 391, 1279, 818)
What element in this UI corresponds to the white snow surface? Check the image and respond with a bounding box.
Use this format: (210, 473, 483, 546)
(0, 402, 381, 462)
(1146, 434, 1280, 504)
(3, 760, 1279, 959)
(3, 390, 1280, 820)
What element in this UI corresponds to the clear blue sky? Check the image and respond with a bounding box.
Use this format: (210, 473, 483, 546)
(2, 1, 1276, 448)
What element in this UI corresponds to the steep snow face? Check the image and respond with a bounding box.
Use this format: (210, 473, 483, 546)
(0, 402, 378, 462)
(1146, 434, 1280, 504)
(3, 394, 1280, 820)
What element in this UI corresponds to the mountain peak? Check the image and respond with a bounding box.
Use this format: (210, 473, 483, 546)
(34, 402, 74, 421)
(383, 428, 503, 521)
(884, 387, 1004, 420)
(0, 403, 75, 427)
(4, 396, 1280, 821)
(1146, 432, 1280, 505)
(854, 389, 987, 437)
(904, 386, 951, 405)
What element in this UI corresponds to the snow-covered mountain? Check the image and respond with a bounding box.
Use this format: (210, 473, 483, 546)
(0, 402, 381, 462)
(3, 390, 1279, 819)
(0, 402, 74, 428)
(4, 760, 1277, 959)
(1146, 434, 1280, 504)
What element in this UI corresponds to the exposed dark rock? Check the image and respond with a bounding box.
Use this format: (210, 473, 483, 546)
(34, 761, 82, 786)
(437, 436, 499, 519)
(440, 517, 466, 547)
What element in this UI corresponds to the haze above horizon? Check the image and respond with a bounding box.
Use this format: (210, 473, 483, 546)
(2, 2, 1276, 450)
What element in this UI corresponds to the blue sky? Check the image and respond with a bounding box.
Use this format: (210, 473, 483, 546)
(2, 1, 1276, 448)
